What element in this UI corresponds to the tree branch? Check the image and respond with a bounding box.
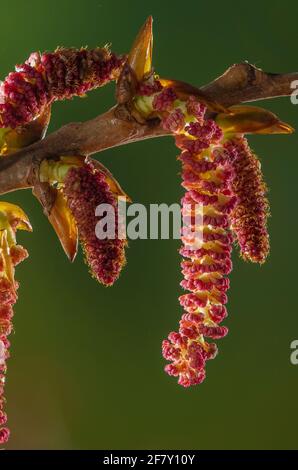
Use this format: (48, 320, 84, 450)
(201, 62, 298, 107)
(0, 62, 297, 196)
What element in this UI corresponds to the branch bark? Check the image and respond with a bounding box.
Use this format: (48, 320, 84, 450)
(201, 62, 298, 107)
(0, 62, 297, 196)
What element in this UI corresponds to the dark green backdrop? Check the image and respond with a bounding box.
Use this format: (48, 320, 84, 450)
(1, 0, 297, 450)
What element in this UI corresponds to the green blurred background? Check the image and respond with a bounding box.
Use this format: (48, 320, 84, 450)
(0, 0, 297, 450)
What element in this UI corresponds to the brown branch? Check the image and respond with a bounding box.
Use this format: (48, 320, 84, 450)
(0, 107, 168, 194)
(0, 62, 297, 196)
(201, 62, 298, 107)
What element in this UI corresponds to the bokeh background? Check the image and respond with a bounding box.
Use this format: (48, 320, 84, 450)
(0, 0, 297, 450)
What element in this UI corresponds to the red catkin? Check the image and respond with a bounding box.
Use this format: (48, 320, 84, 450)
(0, 244, 28, 445)
(224, 137, 270, 263)
(143, 86, 235, 387)
(63, 162, 127, 286)
(0, 47, 125, 129)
